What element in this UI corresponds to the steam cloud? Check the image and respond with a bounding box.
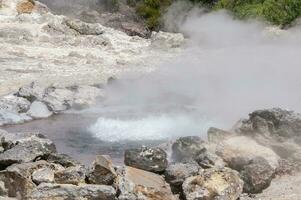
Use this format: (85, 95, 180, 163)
(88, 2, 301, 141)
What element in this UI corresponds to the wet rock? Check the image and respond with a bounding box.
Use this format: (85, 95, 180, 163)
(27, 101, 53, 119)
(240, 157, 275, 194)
(124, 146, 168, 173)
(0, 110, 32, 126)
(182, 167, 243, 200)
(172, 136, 207, 162)
(87, 155, 117, 185)
(46, 153, 81, 168)
(216, 136, 279, 170)
(0, 134, 56, 169)
(207, 127, 234, 144)
(151, 31, 184, 49)
(65, 19, 105, 35)
(54, 165, 86, 185)
(32, 168, 55, 185)
(117, 166, 177, 200)
(164, 162, 199, 195)
(28, 183, 116, 200)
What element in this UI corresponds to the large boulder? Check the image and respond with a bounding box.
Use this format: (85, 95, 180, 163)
(65, 19, 105, 35)
(164, 162, 199, 195)
(172, 136, 207, 162)
(240, 157, 275, 194)
(54, 165, 86, 185)
(46, 153, 81, 168)
(151, 31, 184, 49)
(27, 101, 53, 119)
(0, 133, 56, 169)
(116, 166, 177, 200)
(87, 155, 117, 185)
(207, 127, 234, 144)
(182, 168, 243, 200)
(28, 183, 116, 200)
(32, 168, 55, 185)
(0, 95, 31, 113)
(124, 147, 168, 173)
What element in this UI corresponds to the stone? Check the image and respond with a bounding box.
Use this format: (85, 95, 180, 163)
(216, 136, 279, 170)
(164, 162, 199, 195)
(172, 136, 207, 162)
(28, 183, 116, 200)
(46, 153, 81, 168)
(121, 22, 150, 38)
(32, 168, 55, 185)
(207, 127, 234, 144)
(151, 31, 184, 49)
(27, 101, 53, 119)
(54, 165, 86, 185)
(16, 82, 46, 103)
(240, 157, 275, 194)
(0, 161, 59, 199)
(16, 0, 35, 14)
(0, 134, 56, 169)
(0, 110, 32, 126)
(117, 166, 177, 200)
(65, 19, 105, 35)
(0, 95, 31, 113)
(72, 85, 105, 109)
(42, 88, 74, 113)
(182, 167, 243, 200)
(87, 155, 117, 185)
(194, 151, 226, 169)
(124, 146, 168, 173)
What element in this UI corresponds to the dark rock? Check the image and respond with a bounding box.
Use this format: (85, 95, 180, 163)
(28, 183, 116, 200)
(47, 153, 81, 168)
(164, 162, 199, 195)
(124, 146, 168, 173)
(182, 167, 243, 200)
(172, 136, 207, 162)
(87, 155, 117, 185)
(193, 151, 225, 169)
(241, 157, 275, 194)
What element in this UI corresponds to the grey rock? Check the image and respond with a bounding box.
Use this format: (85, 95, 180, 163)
(124, 146, 168, 173)
(116, 166, 177, 200)
(47, 153, 81, 168)
(65, 19, 104, 35)
(32, 168, 55, 185)
(16, 82, 46, 103)
(27, 101, 53, 119)
(207, 127, 234, 144)
(87, 155, 117, 185)
(0, 95, 31, 113)
(182, 167, 243, 200)
(172, 136, 207, 162)
(28, 183, 116, 200)
(54, 165, 86, 185)
(194, 151, 226, 169)
(0, 110, 32, 126)
(0, 134, 56, 169)
(241, 157, 275, 194)
(164, 162, 199, 195)
(42, 88, 74, 113)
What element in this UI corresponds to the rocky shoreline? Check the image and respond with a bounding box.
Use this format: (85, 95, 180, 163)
(0, 108, 300, 199)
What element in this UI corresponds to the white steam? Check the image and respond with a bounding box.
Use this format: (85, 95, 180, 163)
(89, 4, 301, 142)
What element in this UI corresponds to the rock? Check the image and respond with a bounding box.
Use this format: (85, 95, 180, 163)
(0, 161, 60, 199)
(32, 168, 55, 185)
(164, 162, 199, 195)
(121, 22, 150, 38)
(16, 82, 46, 103)
(16, 0, 35, 14)
(216, 136, 279, 170)
(0, 133, 56, 169)
(27, 101, 53, 119)
(124, 146, 168, 173)
(65, 19, 105, 35)
(54, 165, 86, 185)
(207, 127, 234, 144)
(172, 136, 207, 162)
(87, 155, 117, 185)
(240, 157, 275, 194)
(194, 151, 226, 169)
(0, 95, 31, 113)
(72, 85, 105, 109)
(28, 183, 116, 200)
(0, 110, 32, 126)
(117, 166, 177, 200)
(46, 153, 81, 168)
(151, 31, 184, 49)
(42, 88, 74, 113)
(182, 167, 243, 200)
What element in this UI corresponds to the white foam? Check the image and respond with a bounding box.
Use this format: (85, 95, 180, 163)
(88, 114, 216, 142)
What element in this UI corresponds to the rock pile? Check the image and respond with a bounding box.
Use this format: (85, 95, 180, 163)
(0, 107, 300, 199)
